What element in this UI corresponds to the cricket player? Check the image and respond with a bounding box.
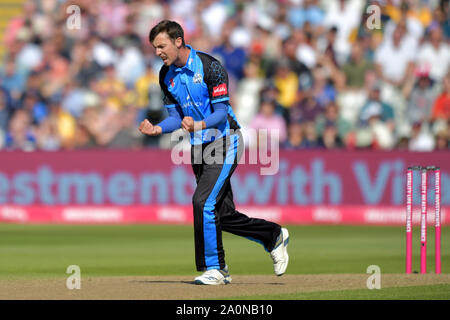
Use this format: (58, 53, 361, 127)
(139, 20, 289, 285)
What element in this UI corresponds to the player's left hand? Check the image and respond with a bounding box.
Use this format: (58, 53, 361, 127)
(181, 117, 204, 132)
(181, 117, 194, 132)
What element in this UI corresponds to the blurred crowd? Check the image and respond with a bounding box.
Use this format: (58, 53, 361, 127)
(0, 0, 449, 152)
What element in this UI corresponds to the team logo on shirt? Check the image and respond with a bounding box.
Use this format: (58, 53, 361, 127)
(193, 73, 202, 83)
(170, 78, 175, 87)
(212, 83, 227, 97)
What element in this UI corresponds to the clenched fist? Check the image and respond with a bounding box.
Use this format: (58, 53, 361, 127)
(181, 117, 205, 133)
(139, 119, 162, 136)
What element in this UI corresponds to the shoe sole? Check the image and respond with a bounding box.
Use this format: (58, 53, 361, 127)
(194, 276, 232, 285)
(276, 228, 289, 276)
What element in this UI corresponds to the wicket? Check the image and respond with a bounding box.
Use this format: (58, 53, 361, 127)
(406, 166, 441, 274)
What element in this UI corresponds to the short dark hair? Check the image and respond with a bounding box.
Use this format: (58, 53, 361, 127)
(149, 20, 185, 46)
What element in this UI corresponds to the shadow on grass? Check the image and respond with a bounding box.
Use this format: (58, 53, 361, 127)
(130, 280, 285, 286)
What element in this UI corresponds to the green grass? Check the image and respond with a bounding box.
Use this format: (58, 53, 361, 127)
(0, 224, 448, 278)
(223, 284, 450, 300)
(0, 224, 449, 299)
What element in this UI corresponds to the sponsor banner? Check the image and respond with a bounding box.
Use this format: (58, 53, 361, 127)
(0, 150, 448, 207)
(0, 205, 448, 225)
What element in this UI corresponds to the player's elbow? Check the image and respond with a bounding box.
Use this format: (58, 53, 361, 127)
(217, 112, 227, 125)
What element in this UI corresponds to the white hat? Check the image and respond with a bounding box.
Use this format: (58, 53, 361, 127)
(361, 102, 382, 121)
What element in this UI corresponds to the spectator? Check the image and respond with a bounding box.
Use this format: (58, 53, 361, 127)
(250, 14, 282, 61)
(357, 83, 396, 150)
(96, 64, 126, 102)
(323, 0, 365, 64)
(61, 81, 88, 119)
(114, 36, 146, 88)
(96, 0, 129, 38)
(404, 69, 439, 125)
(302, 120, 320, 148)
(318, 122, 344, 149)
(274, 58, 299, 111)
(212, 19, 247, 82)
(228, 16, 252, 52)
(316, 102, 352, 142)
(287, 0, 324, 30)
(374, 23, 417, 128)
(272, 3, 291, 41)
(134, 0, 165, 41)
(69, 42, 103, 86)
(21, 92, 47, 125)
(248, 96, 287, 150)
(3, 1, 35, 47)
(434, 129, 449, 150)
(0, 0, 447, 152)
(107, 106, 142, 149)
(321, 26, 339, 68)
(72, 122, 98, 150)
(396, 135, 410, 151)
(89, 33, 117, 68)
(359, 83, 395, 128)
(374, 24, 416, 88)
(35, 116, 61, 151)
(25, 71, 44, 99)
(5, 109, 37, 151)
(47, 100, 77, 149)
(235, 59, 264, 129)
(384, 1, 427, 48)
(35, 40, 70, 99)
(416, 26, 450, 82)
(408, 121, 435, 151)
(311, 66, 336, 108)
(341, 41, 375, 90)
(283, 121, 304, 150)
(355, 109, 396, 150)
(121, 14, 143, 49)
(0, 59, 28, 105)
(336, 40, 375, 126)
(15, 28, 43, 72)
(432, 1, 450, 39)
(134, 63, 159, 111)
(201, 0, 229, 39)
(431, 72, 450, 121)
(293, 29, 317, 69)
(290, 90, 323, 124)
(265, 36, 312, 90)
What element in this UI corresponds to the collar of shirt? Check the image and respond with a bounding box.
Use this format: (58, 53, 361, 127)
(172, 44, 196, 74)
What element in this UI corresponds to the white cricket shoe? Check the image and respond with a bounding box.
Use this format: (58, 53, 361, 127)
(194, 265, 232, 285)
(270, 228, 289, 276)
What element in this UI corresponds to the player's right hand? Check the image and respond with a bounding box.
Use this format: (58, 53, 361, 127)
(139, 119, 162, 136)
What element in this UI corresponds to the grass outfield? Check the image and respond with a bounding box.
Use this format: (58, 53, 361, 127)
(223, 284, 450, 300)
(0, 224, 449, 299)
